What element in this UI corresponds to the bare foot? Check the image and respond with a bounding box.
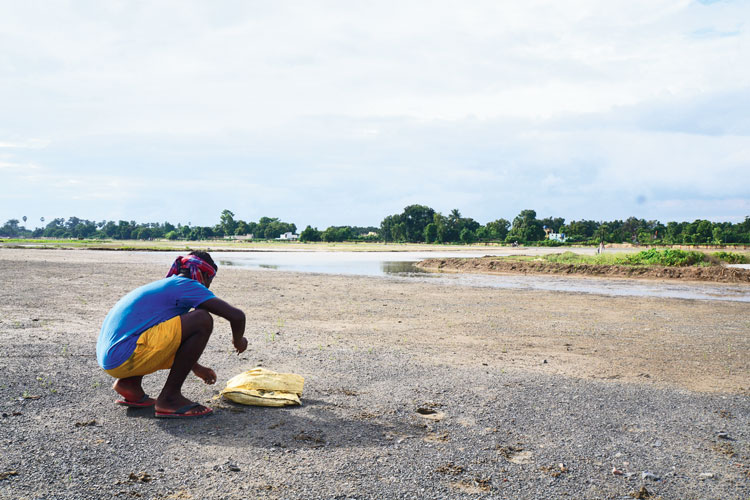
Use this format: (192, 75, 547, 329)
(192, 364, 217, 385)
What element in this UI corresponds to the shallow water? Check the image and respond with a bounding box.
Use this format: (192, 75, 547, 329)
(214, 250, 489, 276)
(407, 272, 750, 302)
(214, 251, 750, 303)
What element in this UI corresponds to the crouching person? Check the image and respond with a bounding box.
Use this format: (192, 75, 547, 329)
(96, 251, 247, 418)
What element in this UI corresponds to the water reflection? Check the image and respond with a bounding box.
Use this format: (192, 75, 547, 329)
(380, 261, 428, 275)
(214, 251, 476, 277)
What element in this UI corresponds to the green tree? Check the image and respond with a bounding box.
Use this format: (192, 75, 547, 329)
(234, 220, 249, 236)
(322, 226, 353, 242)
(594, 224, 609, 243)
(694, 220, 713, 244)
(508, 209, 545, 242)
(402, 204, 435, 242)
(460, 228, 477, 244)
(423, 223, 438, 243)
(300, 225, 322, 242)
(220, 209, 237, 236)
(433, 213, 448, 243)
(484, 219, 510, 241)
(0, 219, 20, 237)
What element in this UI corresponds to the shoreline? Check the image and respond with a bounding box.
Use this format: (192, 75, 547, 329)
(417, 257, 750, 284)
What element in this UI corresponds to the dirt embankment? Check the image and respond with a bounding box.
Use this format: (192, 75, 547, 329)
(417, 257, 750, 283)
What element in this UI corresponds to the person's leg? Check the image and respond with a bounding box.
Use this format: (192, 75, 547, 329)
(155, 309, 213, 414)
(112, 376, 153, 405)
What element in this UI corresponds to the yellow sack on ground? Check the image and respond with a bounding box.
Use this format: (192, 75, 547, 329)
(220, 367, 304, 407)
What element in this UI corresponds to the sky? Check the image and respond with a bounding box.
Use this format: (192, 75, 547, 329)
(1, 0, 749, 230)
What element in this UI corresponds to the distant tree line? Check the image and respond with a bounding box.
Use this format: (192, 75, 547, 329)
(0, 209, 296, 241)
(378, 205, 750, 245)
(298, 225, 379, 243)
(2, 206, 750, 245)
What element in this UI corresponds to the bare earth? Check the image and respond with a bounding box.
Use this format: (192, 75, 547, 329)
(1, 248, 748, 499)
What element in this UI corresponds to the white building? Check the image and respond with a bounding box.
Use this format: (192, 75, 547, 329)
(548, 232, 567, 242)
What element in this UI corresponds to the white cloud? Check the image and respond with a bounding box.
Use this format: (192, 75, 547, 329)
(0, 0, 748, 226)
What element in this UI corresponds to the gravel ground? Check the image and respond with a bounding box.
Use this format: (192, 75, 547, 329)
(0, 249, 748, 499)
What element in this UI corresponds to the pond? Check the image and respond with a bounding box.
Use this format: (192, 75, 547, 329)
(213, 250, 477, 276)
(213, 250, 750, 303)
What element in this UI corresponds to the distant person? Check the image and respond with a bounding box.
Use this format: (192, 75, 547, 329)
(598, 241, 604, 254)
(96, 251, 247, 418)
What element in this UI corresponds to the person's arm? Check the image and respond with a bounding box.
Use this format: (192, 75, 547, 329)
(198, 297, 247, 353)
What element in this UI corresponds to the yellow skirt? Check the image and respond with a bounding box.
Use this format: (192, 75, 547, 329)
(105, 316, 182, 379)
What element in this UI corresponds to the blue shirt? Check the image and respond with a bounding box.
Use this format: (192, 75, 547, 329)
(96, 276, 215, 370)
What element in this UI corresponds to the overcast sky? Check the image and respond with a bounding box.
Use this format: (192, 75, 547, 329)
(2, 0, 748, 229)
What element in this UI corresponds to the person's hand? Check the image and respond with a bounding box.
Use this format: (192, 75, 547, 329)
(192, 364, 217, 385)
(234, 336, 248, 354)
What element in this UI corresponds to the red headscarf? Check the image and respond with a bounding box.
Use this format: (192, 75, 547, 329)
(166, 255, 216, 283)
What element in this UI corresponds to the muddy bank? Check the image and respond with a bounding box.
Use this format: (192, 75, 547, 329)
(417, 257, 750, 283)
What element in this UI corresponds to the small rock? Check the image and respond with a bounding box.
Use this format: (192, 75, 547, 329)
(0, 471, 18, 481)
(699, 472, 715, 480)
(652, 440, 661, 448)
(214, 461, 241, 473)
(128, 472, 151, 482)
(630, 485, 653, 499)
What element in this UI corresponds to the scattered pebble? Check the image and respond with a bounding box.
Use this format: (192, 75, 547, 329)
(128, 472, 151, 483)
(0, 471, 18, 481)
(630, 485, 653, 499)
(213, 461, 241, 473)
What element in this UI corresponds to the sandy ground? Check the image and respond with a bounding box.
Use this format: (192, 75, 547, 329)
(1, 248, 748, 499)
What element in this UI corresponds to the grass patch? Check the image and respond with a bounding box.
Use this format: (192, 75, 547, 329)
(541, 249, 713, 267)
(621, 249, 708, 267)
(711, 251, 749, 264)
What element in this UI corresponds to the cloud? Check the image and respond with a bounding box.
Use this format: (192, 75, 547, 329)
(0, 139, 49, 149)
(1, 1, 749, 226)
